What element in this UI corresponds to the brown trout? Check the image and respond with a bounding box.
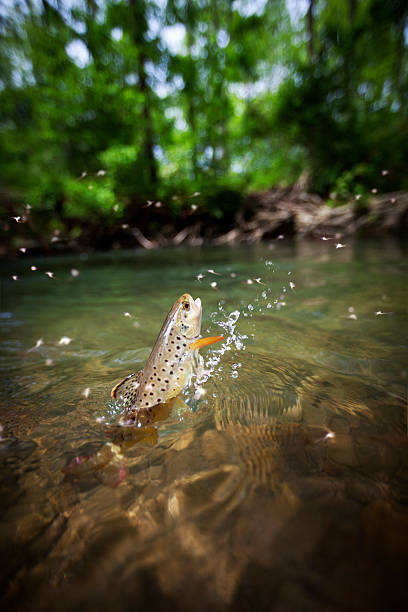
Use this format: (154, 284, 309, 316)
(111, 293, 222, 422)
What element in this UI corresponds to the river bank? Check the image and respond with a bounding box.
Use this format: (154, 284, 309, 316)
(2, 188, 408, 257)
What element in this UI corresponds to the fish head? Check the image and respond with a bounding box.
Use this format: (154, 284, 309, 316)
(174, 293, 202, 339)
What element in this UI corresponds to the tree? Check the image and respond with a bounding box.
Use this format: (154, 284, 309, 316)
(0, 0, 407, 246)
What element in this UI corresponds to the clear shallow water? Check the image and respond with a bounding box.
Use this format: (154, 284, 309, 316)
(0, 240, 407, 611)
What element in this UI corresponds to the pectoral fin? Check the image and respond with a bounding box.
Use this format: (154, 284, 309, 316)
(189, 336, 224, 350)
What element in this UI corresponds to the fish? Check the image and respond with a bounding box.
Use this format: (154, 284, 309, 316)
(111, 293, 223, 422)
(62, 295, 221, 488)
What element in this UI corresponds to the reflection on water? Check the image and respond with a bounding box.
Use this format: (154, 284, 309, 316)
(0, 240, 407, 611)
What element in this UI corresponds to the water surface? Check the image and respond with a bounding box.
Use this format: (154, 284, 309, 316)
(1, 240, 407, 611)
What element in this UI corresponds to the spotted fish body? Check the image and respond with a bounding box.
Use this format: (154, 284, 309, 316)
(112, 294, 221, 422)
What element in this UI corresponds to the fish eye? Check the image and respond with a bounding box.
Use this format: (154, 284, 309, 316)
(183, 302, 190, 311)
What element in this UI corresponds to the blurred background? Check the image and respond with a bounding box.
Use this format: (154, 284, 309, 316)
(0, 0, 407, 250)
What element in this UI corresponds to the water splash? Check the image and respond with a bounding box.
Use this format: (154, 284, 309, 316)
(194, 260, 296, 389)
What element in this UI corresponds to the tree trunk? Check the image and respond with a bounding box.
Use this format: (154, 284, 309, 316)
(129, 0, 157, 189)
(394, 13, 407, 112)
(138, 52, 158, 187)
(349, 0, 356, 23)
(307, 0, 315, 61)
(186, 10, 198, 180)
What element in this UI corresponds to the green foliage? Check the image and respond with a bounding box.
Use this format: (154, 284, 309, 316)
(99, 144, 142, 197)
(273, 0, 408, 195)
(0, 0, 407, 238)
(330, 167, 367, 201)
(64, 177, 118, 219)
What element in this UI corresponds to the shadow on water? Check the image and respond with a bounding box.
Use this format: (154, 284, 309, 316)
(0, 240, 407, 611)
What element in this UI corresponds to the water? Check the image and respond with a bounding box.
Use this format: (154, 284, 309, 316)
(1, 240, 407, 611)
